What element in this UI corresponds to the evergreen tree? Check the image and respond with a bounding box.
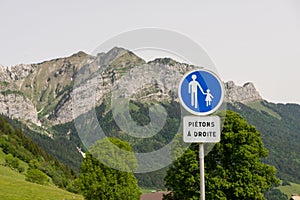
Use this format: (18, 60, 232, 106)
(264, 188, 288, 200)
(164, 111, 279, 200)
(0, 114, 76, 188)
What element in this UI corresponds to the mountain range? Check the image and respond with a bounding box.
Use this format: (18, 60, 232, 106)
(0, 47, 299, 197)
(0, 47, 262, 127)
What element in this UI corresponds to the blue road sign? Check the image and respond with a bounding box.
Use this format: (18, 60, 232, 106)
(178, 69, 224, 115)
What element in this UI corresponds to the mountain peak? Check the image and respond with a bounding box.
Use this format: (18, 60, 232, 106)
(96, 46, 145, 66)
(0, 47, 265, 127)
(107, 46, 127, 54)
(71, 51, 88, 57)
(148, 57, 181, 66)
(224, 81, 262, 103)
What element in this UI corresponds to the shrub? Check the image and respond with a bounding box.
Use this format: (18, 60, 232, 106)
(25, 168, 48, 185)
(5, 153, 19, 169)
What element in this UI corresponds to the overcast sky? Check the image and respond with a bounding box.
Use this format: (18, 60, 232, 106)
(1, 0, 300, 104)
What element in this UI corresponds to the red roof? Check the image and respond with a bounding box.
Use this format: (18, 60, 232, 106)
(140, 191, 170, 200)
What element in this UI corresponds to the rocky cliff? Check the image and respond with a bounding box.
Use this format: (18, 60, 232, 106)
(0, 47, 263, 127)
(0, 92, 40, 125)
(224, 81, 262, 103)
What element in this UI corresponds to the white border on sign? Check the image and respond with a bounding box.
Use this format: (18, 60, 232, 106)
(178, 69, 224, 116)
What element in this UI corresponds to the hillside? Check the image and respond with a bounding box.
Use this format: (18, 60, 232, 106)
(9, 118, 83, 171)
(0, 47, 299, 199)
(0, 114, 77, 189)
(0, 165, 83, 200)
(228, 101, 300, 183)
(0, 48, 263, 169)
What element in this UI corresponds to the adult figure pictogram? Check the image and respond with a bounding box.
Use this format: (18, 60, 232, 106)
(188, 74, 205, 109)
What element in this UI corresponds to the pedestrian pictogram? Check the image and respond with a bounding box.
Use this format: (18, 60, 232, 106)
(178, 69, 224, 115)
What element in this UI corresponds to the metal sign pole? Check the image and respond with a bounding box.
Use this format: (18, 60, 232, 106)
(199, 143, 205, 200)
(178, 69, 224, 200)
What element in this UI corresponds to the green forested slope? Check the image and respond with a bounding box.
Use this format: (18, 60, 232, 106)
(228, 101, 300, 183)
(52, 100, 182, 188)
(7, 117, 83, 172)
(0, 115, 77, 188)
(50, 99, 300, 190)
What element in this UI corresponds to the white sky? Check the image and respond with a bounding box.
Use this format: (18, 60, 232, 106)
(1, 0, 300, 104)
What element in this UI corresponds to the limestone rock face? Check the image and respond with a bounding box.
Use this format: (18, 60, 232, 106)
(224, 81, 262, 103)
(0, 64, 35, 82)
(0, 47, 263, 127)
(0, 93, 40, 125)
(52, 57, 193, 125)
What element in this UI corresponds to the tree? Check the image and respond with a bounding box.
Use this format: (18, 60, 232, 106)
(264, 188, 288, 200)
(25, 159, 49, 185)
(164, 111, 279, 200)
(5, 153, 19, 169)
(5, 153, 24, 173)
(25, 168, 49, 185)
(79, 137, 141, 200)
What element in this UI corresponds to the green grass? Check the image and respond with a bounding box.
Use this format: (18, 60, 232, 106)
(246, 100, 281, 119)
(140, 188, 157, 194)
(1, 89, 24, 96)
(140, 187, 167, 194)
(0, 148, 6, 164)
(0, 81, 9, 87)
(278, 182, 300, 197)
(0, 149, 83, 200)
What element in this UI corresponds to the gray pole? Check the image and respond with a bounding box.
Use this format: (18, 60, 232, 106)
(199, 143, 205, 200)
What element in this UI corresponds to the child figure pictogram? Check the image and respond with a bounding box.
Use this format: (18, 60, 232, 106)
(204, 89, 214, 107)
